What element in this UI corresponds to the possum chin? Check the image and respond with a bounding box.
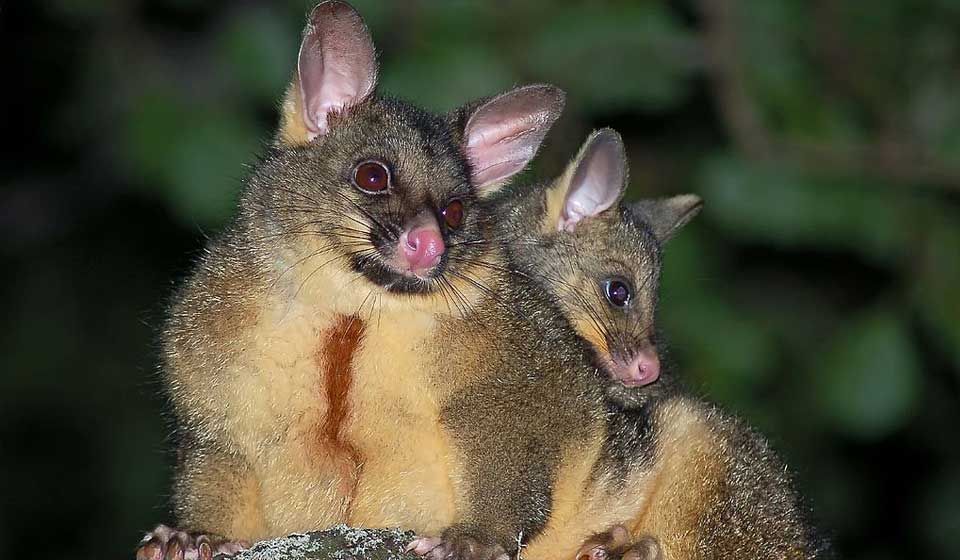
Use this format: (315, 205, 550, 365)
(351, 254, 449, 295)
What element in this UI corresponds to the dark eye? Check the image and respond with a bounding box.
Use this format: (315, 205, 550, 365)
(353, 160, 390, 193)
(603, 278, 632, 308)
(442, 199, 465, 230)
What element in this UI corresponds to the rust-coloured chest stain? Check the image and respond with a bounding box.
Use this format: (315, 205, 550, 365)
(317, 313, 366, 503)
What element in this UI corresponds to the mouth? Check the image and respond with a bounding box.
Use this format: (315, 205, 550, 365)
(348, 209, 450, 295)
(350, 251, 447, 294)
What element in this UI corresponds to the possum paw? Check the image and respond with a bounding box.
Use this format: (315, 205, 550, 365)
(407, 532, 508, 560)
(575, 525, 662, 560)
(136, 524, 249, 560)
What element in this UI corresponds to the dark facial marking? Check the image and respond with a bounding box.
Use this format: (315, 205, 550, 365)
(349, 254, 448, 294)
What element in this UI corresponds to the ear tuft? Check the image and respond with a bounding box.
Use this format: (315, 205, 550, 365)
(545, 128, 628, 233)
(463, 84, 565, 192)
(278, 0, 378, 145)
(627, 194, 703, 243)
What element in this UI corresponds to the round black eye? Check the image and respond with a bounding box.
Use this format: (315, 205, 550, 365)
(603, 278, 632, 308)
(442, 199, 465, 230)
(353, 160, 390, 193)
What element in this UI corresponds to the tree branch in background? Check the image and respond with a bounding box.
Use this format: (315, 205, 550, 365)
(699, 0, 960, 191)
(699, 0, 774, 160)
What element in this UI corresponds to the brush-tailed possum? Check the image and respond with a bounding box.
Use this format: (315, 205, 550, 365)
(486, 129, 831, 559)
(138, 1, 599, 559)
(137, 2, 828, 558)
(489, 128, 700, 406)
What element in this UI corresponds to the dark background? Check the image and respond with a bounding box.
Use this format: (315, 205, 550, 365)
(2, 1, 959, 559)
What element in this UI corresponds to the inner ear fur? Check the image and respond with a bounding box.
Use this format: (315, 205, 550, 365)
(275, 0, 378, 147)
(542, 128, 628, 234)
(463, 84, 566, 196)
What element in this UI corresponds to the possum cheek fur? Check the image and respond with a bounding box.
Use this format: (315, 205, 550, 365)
(155, 0, 566, 549)
(530, 211, 665, 390)
(252, 98, 494, 319)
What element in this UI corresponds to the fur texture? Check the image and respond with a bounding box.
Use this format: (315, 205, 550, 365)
(151, 4, 828, 559)
(156, 2, 591, 555)
(488, 131, 831, 559)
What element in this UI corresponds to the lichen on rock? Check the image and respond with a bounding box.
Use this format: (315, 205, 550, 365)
(217, 526, 418, 560)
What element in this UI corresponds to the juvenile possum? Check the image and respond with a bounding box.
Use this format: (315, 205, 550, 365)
(488, 130, 831, 560)
(490, 128, 700, 407)
(138, 2, 576, 559)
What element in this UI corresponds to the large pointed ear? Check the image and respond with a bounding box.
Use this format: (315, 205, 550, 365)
(463, 84, 565, 193)
(627, 194, 703, 243)
(543, 128, 628, 233)
(277, 1, 378, 146)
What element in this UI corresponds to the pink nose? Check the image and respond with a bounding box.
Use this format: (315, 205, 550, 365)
(611, 349, 660, 387)
(401, 227, 445, 272)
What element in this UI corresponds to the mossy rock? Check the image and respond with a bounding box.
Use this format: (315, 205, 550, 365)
(219, 526, 418, 560)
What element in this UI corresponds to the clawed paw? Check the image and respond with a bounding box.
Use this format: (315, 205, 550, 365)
(407, 537, 445, 557)
(407, 533, 508, 560)
(575, 526, 661, 560)
(136, 524, 249, 560)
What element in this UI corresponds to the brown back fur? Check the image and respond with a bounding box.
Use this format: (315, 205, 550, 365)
(489, 155, 830, 559)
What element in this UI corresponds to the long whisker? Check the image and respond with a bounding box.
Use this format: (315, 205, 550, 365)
(267, 244, 340, 292)
(438, 275, 470, 320)
(292, 247, 377, 302)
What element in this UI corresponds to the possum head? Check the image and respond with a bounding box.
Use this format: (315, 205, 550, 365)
(519, 129, 701, 392)
(247, 1, 564, 314)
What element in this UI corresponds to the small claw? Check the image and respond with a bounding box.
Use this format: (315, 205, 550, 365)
(164, 537, 184, 560)
(216, 540, 249, 556)
(575, 525, 635, 560)
(622, 537, 662, 560)
(576, 544, 607, 560)
(407, 537, 442, 556)
(137, 540, 163, 560)
(136, 525, 246, 560)
(150, 525, 176, 541)
(608, 526, 630, 548)
(196, 536, 213, 560)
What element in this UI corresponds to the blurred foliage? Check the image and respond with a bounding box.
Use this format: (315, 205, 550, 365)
(1, 1, 959, 559)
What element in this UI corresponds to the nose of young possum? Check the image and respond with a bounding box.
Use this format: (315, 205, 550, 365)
(399, 223, 445, 274)
(611, 348, 660, 387)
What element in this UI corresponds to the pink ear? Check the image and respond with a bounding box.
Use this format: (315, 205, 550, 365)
(464, 85, 565, 190)
(558, 129, 627, 232)
(298, 0, 378, 140)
